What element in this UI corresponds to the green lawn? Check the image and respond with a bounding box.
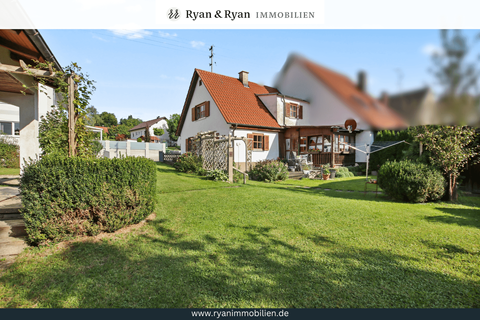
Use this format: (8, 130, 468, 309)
(277, 175, 382, 192)
(0, 168, 20, 176)
(0, 163, 479, 308)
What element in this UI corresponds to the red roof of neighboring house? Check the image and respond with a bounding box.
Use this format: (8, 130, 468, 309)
(95, 126, 109, 134)
(139, 135, 160, 142)
(291, 55, 407, 129)
(129, 117, 167, 132)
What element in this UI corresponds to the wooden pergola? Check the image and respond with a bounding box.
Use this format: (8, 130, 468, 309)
(0, 60, 77, 156)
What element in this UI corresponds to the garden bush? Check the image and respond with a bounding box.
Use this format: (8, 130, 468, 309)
(206, 169, 228, 182)
(378, 160, 445, 203)
(335, 167, 354, 178)
(249, 160, 288, 182)
(173, 152, 205, 175)
(20, 155, 156, 245)
(0, 140, 19, 168)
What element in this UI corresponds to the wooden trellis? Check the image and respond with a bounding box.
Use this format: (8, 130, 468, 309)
(191, 131, 252, 183)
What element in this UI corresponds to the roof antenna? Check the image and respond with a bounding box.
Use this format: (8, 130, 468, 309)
(209, 45, 215, 72)
(395, 68, 403, 92)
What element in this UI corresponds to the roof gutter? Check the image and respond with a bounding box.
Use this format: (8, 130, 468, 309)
(23, 29, 62, 71)
(228, 123, 282, 130)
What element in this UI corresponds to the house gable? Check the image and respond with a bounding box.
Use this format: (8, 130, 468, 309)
(276, 54, 407, 130)
(177, 69, 280, 139)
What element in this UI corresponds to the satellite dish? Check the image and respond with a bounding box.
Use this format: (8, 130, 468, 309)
(344, 119, 357, 133)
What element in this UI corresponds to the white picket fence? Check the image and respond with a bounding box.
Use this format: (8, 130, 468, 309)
(101, 140, 166, 161)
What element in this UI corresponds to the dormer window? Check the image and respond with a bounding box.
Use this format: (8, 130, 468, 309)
(286, 103, 303, 119)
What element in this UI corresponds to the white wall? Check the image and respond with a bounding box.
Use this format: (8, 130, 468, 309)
(354, 130, 374, 163)
(150, 118, 169, 141)
(0, 102, 20, 123)
(0, 85, 56, 167)
(231, 129, 279, 164)
(257, 94, 309, 127)
(178, 77, 230, 153)
(275, 60, 371, 131)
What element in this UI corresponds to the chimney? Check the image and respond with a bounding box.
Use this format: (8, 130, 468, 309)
(239, 71, 249, 87)
(357, 71, 367, 92)
(380, 91, 389, 106)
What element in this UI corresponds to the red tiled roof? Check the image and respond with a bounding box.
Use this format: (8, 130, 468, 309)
(295, 56, 407, 129)
(95, 126, 109, 134)
(129, 117, 166, 131)
(196, 69, 280, 128)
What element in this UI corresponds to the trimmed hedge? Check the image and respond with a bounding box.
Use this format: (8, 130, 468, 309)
(378, 160, 445, 203)
(20, 155, 156, 245)
(174, 152, 205, 175)
(0, 141, 19, 168)
(249, 160, 288, 182)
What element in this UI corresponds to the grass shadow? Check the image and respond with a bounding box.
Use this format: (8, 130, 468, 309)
(2, 218, 479, 308)
(425, 207, 480, 229)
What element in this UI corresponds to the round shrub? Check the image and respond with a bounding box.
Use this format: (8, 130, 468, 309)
(206, 169, 228, 182)
(336, 171, 346, 178)
(249, 160, 288, 182)
(378, 160, 445, 203)
(174, 152, 204, 175)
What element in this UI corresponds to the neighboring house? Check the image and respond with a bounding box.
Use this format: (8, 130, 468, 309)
(380, 87, 436, 126)
(177, 54, 406, 169)
(94, 126, 109, 135)
(0, 29, 61, 166)
(129, 117, 169, 143)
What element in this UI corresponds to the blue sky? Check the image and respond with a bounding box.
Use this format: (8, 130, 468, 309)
(39, 29, 479, 122)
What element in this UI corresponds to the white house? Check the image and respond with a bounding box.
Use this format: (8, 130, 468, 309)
(129, 117, 170, 143)
(177, 69, 282, 170)
(0, 29, 61, 167)
(176, 54, 406, 169)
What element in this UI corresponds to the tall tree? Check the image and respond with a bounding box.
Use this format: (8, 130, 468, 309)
(85, 106, 102, 126)
(415, 30, 480, 201)
(414, 125, 478, 201)
(430, 30, 479, 125)
(120, 115, 143, 128)
(99, 112, 118, 127)
(167, 113, 180, 141)
(145, 124, 151, 143)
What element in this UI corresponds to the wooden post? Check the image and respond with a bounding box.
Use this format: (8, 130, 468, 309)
(228, 134, 233, 183)
(67, 75, 76, 156)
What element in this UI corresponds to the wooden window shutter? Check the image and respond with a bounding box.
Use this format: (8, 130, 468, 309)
(247, 133, 253, 140)
(205, 101, 210, 117)
(185, 138, 189, 152)
(286, 103, 291, 118)
(263, 134, 269, 151)
(191, 107, 195, 121)
(299, 105, 303, 119)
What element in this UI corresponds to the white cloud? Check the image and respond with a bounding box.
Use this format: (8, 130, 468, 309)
(190, 41, 205, 49)
(175, 76, 187, 81)
(86, 59, 92, 64)
(422, 44, 444, 56)
(110, 24, 152, 39)
(125, 5, 142, 13)
(159, 74, 168, 79)
(159, 31, 178, 38)
(92, 34, 108, 42)
(76, 0, 125, 11)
